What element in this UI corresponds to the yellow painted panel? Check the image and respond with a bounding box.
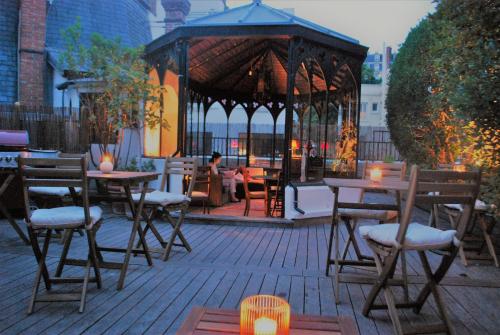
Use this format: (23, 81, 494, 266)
(144, 68, 161, 157)
(161, 70, 179, 157)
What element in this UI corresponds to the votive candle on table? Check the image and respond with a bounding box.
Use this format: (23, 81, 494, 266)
(370, 168, 382, 182)
(240, 295, 290, 335)
(254, 317, 277, 335)
(99, 153, 114, 174)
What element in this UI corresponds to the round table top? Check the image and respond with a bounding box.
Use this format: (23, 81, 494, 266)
(87, 170, 160, 182)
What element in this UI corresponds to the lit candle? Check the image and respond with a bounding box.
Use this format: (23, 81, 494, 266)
(452, 163, 465, 172)
(370, 168, 382, 182)
(99, 153, 114, 174)
(254, 317, 277, 335)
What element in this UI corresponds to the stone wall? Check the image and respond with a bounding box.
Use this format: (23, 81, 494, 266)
(0, 0, 19, 103)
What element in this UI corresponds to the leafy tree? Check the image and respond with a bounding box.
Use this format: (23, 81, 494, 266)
(59, 18, 166, 165)
(361, 64, 381, 84)
(386, 0, 499, 211)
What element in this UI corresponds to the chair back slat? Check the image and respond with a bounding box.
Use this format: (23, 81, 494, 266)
(18, 156, 90, 224)
(363, 162, 406, 180)
(418, 170, 479, 182)
(24, 179, 83, 187)
(416, 182, 478, 194)
(159, 157, 198, 197)
(20, 157, 82, 167)
(23, 167, 83, 179)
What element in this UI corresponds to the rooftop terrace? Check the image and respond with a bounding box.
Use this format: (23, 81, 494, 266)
(1, 193, 498, 334)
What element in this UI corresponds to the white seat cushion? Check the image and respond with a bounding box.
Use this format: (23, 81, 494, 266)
(30, 206, 102, 229)
(359, 223, 457, 250)
(132, 190, 190, 206)
(444, 199, 489, 212)
(339, 208, 398, 221)
(30, 186, 82, 197)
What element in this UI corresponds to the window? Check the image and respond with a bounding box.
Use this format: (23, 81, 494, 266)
(361, 102, 367, 113)
(372, 103, 378, 112)
(379, 64, 383, 71)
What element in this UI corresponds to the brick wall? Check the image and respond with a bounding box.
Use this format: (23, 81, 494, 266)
(18, 0, 46, 106)
(0, 0, 19, 103)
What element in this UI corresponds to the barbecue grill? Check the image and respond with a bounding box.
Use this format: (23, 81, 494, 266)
(0, 130, 59, 243)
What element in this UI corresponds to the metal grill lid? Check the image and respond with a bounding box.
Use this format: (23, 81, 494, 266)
(0, 130, 29, 147)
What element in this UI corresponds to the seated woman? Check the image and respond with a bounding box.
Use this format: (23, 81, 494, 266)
(208, 152, 242, 202)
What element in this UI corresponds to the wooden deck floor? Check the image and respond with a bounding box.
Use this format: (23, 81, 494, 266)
(1, 194, 499, 335)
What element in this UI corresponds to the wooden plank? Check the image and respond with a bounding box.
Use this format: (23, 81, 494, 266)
(289, 275, 305, 314)
(121, 270, 225, 334)
(143, 269, 214, 335)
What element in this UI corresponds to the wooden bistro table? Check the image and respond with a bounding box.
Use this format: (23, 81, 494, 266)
(86, 171, 160, 290)
(323, 178, 409, 302)
(177, 307, 359, 335)
(252, 174, 279, 217)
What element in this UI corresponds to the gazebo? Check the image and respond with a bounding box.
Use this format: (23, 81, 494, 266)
(144, 0, 367, 184)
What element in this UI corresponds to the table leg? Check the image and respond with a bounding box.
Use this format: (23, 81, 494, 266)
(117, 182, 152, 290)
(264, 182, 270, 217)
(0, 174, 29, 244)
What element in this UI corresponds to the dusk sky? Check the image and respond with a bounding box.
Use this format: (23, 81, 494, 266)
(227, 0, 436, 52)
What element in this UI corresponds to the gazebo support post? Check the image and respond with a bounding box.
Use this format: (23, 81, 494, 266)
(245, 105, 254, 167)
(226, 113, 229, 166)
(196, 99, 200, 157)
(271, 116, 276, 167)
(189, 99, 193, 156)
(202, 102, 207, 166)
(283, 38, 297, 185)
(354, 75, 362, 178)
(322, 90, 329, 176)
(178, 40, 189, 156)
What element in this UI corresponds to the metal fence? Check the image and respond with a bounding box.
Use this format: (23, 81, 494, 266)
(0, 104, 84, 152)
(187, 134, 402, 163)
(358, 140, 402, 161)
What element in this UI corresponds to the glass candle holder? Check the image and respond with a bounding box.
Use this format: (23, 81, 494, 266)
(240, 295, 290, 335)
(370, 168, 382, 183)
(99, 153, 114, 174)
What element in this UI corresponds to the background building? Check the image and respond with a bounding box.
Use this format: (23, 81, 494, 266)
(359, 46, 395, 139)
(0, 0, 155, 107)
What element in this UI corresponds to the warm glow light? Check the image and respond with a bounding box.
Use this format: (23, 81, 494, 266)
(240, 295, 290, 335)
(370, 168, 382, 182)
(254, 317, 277, 335)
(452, 163, 466, 172)
(291, 140, 298, 150)
(99, 153, 114, 173)
(249, 155, 256, 166)
(144, 69, 161, 157)
(231, 139, 239, 149)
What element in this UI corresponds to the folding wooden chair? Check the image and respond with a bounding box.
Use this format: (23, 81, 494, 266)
(29, 152, 87, 243)
(242, 166, 266, 216)
(335, 162, 405, 272)
(134, 157, 197, 261)
(360, 166, 481, 335)
(18, 155, 102, 314)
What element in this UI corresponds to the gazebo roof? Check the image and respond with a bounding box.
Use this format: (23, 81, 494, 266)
(184, 0, 359, 45)
(146, 0, 367, 103)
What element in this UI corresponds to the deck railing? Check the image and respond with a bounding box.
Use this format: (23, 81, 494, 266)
(0, 104, 84, 152)
(187, 135, 402, 163)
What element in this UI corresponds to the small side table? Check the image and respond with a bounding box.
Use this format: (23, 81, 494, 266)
(177, 307, 359, 334)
